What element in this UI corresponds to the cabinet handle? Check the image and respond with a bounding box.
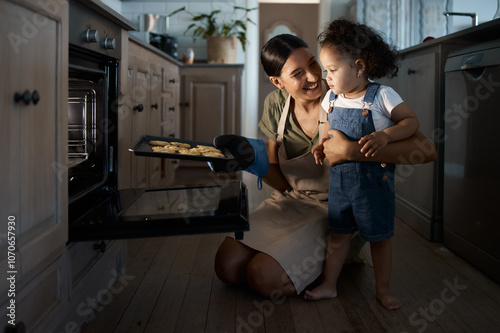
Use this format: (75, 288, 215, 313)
(31, 90, 40, 105)
(93, 241, 107, 253)
(4, 322, 26, 333)
(14, 90, 32, 105)
(151, 102, 159, 109)
(133, 104, 144, 112)
(407, 68, 416, 75)
(180, 102, 189, 107)
(169, 79, 176, 84)
(169, 106, 175, 112)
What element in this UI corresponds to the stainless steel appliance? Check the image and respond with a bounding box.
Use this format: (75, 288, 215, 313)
(443, 40, 500, 284)
(130, 13, 179, 58)
(68, 0, 248, 242)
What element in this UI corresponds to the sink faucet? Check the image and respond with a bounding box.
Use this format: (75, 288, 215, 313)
(443, 12, 478, 27)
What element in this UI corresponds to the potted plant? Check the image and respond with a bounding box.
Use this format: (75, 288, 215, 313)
(171, 6, 257, 63)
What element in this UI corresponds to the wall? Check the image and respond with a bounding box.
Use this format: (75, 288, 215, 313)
(102, 0, 260, 138)
(257, 2, 319, 128)
(446, 0, 499, 33)
(108, 0, 250, 63)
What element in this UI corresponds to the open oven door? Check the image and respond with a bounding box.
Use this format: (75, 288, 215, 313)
(68, 180, 248, 242)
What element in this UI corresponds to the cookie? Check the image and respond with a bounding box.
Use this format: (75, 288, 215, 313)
(149, 140, 170, 146)
(152, 146, 178, 153)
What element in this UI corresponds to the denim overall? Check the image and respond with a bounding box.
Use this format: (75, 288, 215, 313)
(327, 83, 396, 242)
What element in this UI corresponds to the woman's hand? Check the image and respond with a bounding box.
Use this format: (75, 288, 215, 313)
(323, 129, 354, 166)
(323, 129, 437, 166)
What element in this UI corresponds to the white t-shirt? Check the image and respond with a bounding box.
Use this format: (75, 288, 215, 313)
(320, 85, 404, 132)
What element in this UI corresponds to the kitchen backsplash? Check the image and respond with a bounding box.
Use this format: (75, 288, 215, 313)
(102, 0, 248, 62)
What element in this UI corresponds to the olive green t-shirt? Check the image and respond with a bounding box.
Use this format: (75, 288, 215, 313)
(258, 89, 320, 159)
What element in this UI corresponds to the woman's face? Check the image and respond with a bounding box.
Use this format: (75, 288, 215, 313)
(319, 46, 365, 98)
(271, 47, 323, 102)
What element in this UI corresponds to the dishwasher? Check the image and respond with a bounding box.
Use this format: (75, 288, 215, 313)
(443, 40, 500, 284)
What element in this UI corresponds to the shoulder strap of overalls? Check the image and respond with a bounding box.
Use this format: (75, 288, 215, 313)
(362, 82, 381, 110)
(277, 94, 291, 144)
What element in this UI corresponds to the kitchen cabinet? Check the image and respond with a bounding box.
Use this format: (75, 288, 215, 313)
(0, 0, 68, 331)
(180, 65, 243, 141)
(179, 64, 243, 168)
(379, 44, 456, 241)
(118, 38, 181, 189)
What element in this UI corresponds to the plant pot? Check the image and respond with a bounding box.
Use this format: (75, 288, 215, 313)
(206, 36, 237, 63)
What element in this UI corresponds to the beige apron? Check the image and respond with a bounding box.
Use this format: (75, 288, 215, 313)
(241, 95, 331, 294)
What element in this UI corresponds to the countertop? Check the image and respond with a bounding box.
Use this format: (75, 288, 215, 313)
(399, 17, 500, 55)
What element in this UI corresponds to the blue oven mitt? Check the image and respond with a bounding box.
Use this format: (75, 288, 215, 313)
(208, 135, 269, 189)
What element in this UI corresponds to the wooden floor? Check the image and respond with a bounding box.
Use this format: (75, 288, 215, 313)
(80, 169, 500, 333)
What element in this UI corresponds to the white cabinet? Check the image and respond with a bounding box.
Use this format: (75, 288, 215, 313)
(0, 0, 68, 331)
(118, 39, 181, 189)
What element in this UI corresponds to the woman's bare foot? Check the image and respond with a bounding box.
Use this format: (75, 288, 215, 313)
(303, 284, 338, 301)
(377, 289, 401, 310)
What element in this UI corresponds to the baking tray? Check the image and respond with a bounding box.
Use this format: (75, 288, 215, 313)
(129, 134, 235, 163)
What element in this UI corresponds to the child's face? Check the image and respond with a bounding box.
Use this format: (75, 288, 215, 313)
(319, 47, 364, 98)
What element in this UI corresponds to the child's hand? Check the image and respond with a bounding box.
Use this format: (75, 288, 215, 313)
(358, 131, 389, 157)
(312, 142, 326, 165)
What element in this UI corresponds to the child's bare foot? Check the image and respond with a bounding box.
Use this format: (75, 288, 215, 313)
(377, 290, 401, 310)
(304, 285, 337, 301)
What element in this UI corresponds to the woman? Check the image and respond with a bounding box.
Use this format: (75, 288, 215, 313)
(214, 34, 436, 298)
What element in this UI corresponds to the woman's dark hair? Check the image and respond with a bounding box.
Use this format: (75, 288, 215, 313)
(318, 19, 398, 79)
(261, 34, 309, 77)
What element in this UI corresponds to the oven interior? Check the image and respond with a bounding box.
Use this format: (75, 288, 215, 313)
(68, 46, 117, 202)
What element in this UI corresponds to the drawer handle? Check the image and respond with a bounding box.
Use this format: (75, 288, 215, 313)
(169, 79, 176, 84)
(169, 106, 175, 112)
(407, 68, 416, 75)
(133, 104, 144, 112)
(151, 102, 159, 109)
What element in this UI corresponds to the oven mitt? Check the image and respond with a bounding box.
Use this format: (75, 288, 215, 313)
(208, 135, 269, 190)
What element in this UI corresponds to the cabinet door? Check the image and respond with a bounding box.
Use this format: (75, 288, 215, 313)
(396, 52, 437, 215)
(181, 69, 242, 142)
(161, 67, 180, 184)
(0, 0, 67, 330)
(149, 64, 162, 185)
(0, 0, 66, 276)
(129, 57, 150, 188)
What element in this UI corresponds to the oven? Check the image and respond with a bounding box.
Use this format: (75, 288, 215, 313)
(67, 0, 248, 242)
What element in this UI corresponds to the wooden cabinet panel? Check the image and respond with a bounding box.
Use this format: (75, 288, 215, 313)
(394, 52, 437, 216)
(129, 57, 150, 188)
(119, 40, 180, 188)
(180, 65, 243, 142)
(0, 0, 68, 331)
(379, 47, 444, 241)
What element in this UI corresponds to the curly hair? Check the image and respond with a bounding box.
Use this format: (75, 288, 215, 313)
(318, 19, 398, 79)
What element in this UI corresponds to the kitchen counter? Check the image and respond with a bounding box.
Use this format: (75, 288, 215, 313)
(74, 0, 136, 31)
(128, 34, 244, 68)
(399, 17, 500, 55)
